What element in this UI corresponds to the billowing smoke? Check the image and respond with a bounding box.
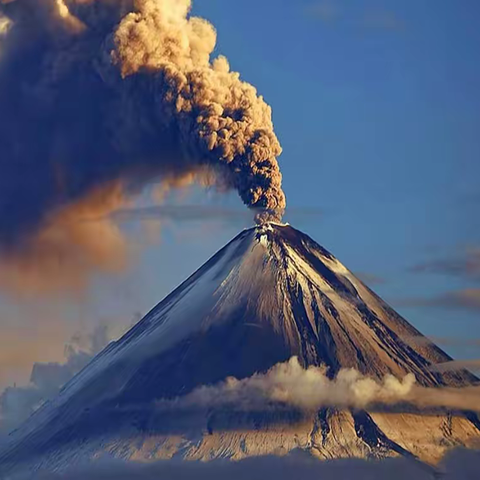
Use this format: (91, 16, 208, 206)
(161, 357, 480, 413)
(0, 0, 285, 294)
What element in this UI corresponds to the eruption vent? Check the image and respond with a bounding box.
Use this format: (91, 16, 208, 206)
(0, 0, 285, 292)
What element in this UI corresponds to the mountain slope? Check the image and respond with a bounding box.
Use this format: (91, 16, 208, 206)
(1, 223, 479, 475)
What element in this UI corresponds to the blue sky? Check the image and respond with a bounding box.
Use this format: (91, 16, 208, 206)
(185, 0, 480, 340)
(172, 0, 479, 344)
(0, 0, 479, 386)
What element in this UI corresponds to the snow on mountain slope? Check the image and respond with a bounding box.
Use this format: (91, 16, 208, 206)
(0, 223, 479, 476)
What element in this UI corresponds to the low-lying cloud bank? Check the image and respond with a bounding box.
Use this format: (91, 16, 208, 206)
(3, 355, 480, 442)
(32, 448, 480, 480)
(0, 326, 111, 436)
(161, 357, 480, 413)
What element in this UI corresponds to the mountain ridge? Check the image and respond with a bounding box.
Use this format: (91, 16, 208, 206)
(1, 223, 479, 475)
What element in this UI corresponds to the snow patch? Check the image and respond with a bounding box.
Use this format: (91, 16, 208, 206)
(283, 245, 334, 293)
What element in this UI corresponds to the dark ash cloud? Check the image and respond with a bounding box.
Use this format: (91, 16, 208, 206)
(0, 0, 285, 295)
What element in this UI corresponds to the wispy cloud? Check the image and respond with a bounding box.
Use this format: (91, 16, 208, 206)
(155, 356, 480, 415)
(0, 326, 112, 436)
(405, 335, 480, 349)
(430, 359, 480, 374)
(305, 1, 405, 33)
(355, 272, 386, 286)
(113, 205, 323, 225)
(400, 288, 480, 312)
(406, 247, 480, 312)
(362, 11, 405, 33)
(305, 1, 342, 23)
(411, 247, 480, 281)
(160, 357, 417, 413)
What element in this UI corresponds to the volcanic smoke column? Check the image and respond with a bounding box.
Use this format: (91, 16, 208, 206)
(111, 0, 286, 217)
(0, 0, 285, 293)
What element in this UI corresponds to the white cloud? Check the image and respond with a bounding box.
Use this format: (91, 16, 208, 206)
(0, 326, 111, 436)
(159, 357, 480, 414)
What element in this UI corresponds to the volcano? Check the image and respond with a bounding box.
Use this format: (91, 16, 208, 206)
(1, 223, 479, 475)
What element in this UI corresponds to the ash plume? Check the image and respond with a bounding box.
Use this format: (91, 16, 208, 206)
(0, 0, 285, 294)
